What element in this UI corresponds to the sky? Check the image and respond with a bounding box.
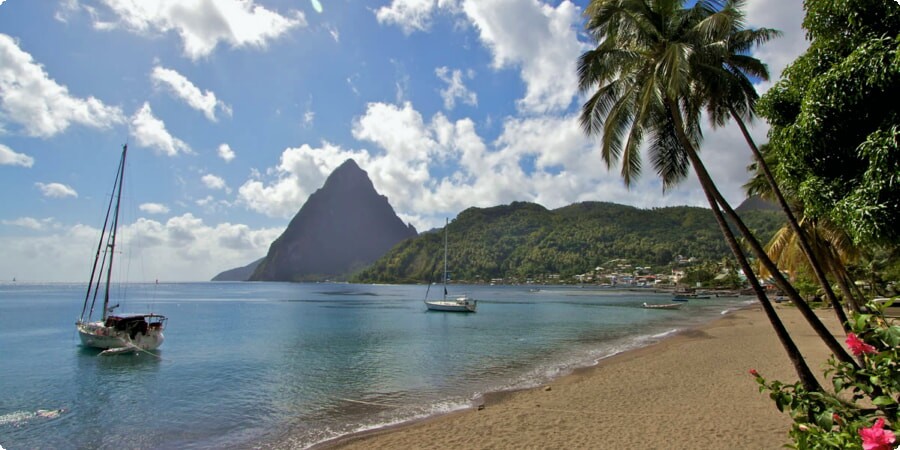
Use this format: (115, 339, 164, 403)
(0, 0, 808, 282)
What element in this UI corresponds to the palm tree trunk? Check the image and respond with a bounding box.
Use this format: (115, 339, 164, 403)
(730, 111, 856, 325)
(668, 100, 822, 390)
(696, 160, 858, 365)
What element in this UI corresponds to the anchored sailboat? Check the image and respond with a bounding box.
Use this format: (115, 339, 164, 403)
(424, 218, 477, 313)
(76, 145, 167, 351)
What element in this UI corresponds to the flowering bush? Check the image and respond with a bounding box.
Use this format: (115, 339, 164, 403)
(752, 301, 898, 449)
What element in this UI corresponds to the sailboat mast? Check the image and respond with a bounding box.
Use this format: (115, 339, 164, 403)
(443, 218, 448, 301)
(102, 144, 127, 321)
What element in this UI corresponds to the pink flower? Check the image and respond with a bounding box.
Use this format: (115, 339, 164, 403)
(846, 333, 877, 356)
(859, 418, 896, 450)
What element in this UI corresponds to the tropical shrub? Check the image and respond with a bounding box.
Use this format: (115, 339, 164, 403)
(752, 301, 899, 449)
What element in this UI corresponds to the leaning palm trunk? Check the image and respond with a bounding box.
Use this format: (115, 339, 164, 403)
(696, 156, 858, 366)
(731, 111, 857, 325)
(668, 100, 822, 391)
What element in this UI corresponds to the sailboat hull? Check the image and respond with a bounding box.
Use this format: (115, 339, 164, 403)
(76, 320, 165, 350)
(424, 298, 477, 312)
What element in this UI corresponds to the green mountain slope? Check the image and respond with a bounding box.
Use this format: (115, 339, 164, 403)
(352, 201, 782, 284)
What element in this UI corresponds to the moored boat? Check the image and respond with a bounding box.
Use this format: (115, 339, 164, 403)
(425, 218, 477, 313)
(642, 302, 683, 310)
(75, 145, 167, 351)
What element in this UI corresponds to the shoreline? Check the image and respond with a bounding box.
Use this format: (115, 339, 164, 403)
(312, 304, 844, 449)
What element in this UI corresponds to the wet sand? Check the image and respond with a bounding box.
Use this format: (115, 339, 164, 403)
(317, 305, 844, 449)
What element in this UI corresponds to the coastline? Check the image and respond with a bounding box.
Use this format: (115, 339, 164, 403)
(313, 304, 844, 449)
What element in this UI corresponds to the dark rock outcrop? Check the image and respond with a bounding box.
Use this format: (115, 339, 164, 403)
(248, 159, 417, 281)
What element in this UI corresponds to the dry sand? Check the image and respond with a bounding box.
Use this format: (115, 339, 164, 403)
(318, 305, 847, 449)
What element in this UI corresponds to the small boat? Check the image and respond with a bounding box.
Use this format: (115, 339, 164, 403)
(642, 302, 682, 310)
(76, 145, 167, 351)
(425, 219, 477, 313)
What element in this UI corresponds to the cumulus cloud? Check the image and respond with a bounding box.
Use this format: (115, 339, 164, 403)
(377, 1, 583, 115)
(237, 94, 773, 232)
(375, 0, 460, 34)
(130, 102, 192, 156)
(0, 33, 125, 137)
(217, 143, 236, 162)
(35, 182, 78, 198)
(0, 214, 283, 281)
(1, 217, 57, 230)
(94, 0, 307, 60)
(436, 66, 477, 110)
(139, 202, 170, 214)
(238, 141, 368, 218)
(151, 66, 232, 121)
(201, 173, 228, 191)
(462, 0, 584, 114)
(0, 144, 34, 167)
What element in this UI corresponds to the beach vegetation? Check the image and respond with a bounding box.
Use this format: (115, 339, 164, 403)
(752, 302, 898, 450)
(757, 0, 900, 248)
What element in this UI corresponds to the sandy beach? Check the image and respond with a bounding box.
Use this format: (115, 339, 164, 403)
(320, 305, 846, 449)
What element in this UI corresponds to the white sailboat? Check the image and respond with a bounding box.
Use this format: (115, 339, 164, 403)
(76, 145, 167, 351)
(425, 218, 477, 313)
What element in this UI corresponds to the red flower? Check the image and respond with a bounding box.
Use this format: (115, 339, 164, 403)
(846, 333, 877, 356)
(859, 418, 895, 450)
(749, 368, 759, 377)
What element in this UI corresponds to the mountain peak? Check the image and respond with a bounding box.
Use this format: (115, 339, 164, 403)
(248, 160, 417, 281)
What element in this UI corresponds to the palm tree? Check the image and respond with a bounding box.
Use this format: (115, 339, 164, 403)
(697, 4, 856, 328)
(578, 0, 857, 388)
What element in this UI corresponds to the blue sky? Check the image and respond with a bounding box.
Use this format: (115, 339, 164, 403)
(0, 0, 808, 282)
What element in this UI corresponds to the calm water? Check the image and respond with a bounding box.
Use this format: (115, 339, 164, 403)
(0, 282, 750, 449)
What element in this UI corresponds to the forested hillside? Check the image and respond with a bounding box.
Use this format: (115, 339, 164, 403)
(352, 201, 782, 283)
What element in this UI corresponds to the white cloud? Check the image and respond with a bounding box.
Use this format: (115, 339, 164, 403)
(151, 66, 232, 121)
(139, 202, 170, 214)
(375, 0, 460, 34)
(237, 96, 772, 233)
(217, 143, 236, 162)
(0, 33, 125, 137)
(326, 24, 340, 43)
(0, 215, 283, 281)
(54, 0, 81, 23)
(744, 0, 809, 94)
(35, 182, 78, 198)
(238, 141, 368, 218)
(0, 144, 34, 167)
(95, 0, 307, 60)
(201, 173, 228, 190)
(462, 0, 584, 114)
(1, 217, 57, 230)
(435, 66, 477, 110)
(376, 1, 583, 115)
(130, 102, 192, 156)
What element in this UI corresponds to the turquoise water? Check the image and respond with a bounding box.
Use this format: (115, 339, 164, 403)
(0, 282, 750, 449)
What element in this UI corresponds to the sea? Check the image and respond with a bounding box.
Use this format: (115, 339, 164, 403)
(0, 282, 752, 449)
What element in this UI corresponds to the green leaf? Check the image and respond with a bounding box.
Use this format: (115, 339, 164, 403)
(872, 396, 896, 406)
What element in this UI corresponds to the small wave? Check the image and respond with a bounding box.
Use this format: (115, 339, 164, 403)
(299, 399, 470, 448)
(0, 409, 65, 426)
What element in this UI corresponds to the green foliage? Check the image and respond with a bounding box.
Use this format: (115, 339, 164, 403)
(753, 301, 899, 449)
(757, 0, 900, 246)
(352, 201, 783, 284)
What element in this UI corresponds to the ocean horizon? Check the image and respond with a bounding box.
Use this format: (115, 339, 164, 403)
(0, 282, 751, 449)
